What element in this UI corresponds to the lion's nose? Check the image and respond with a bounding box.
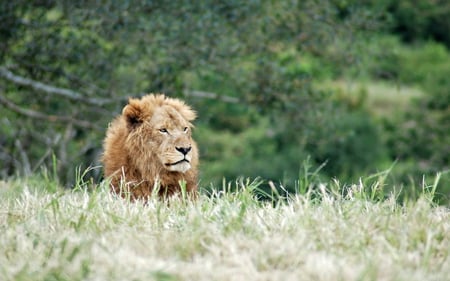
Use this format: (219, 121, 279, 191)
(176, 146, 191, 155)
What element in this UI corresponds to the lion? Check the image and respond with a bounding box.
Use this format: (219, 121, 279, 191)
(102, 94, 199, 200)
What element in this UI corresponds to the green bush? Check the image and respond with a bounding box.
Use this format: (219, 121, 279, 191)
(195, 120, 280, 185)
(305, 105, 387, 179)
(379, 41, 450, 171)
(387, 0, 450, 48)
(398, 43, 450, 86)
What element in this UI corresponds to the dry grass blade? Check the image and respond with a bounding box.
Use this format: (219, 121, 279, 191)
(0, 177, 449, 281)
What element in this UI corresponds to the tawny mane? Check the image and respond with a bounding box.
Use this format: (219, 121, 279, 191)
(102, 94, 198, 199)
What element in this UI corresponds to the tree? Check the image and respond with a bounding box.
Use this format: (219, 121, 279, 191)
(0, 0, 386, 186)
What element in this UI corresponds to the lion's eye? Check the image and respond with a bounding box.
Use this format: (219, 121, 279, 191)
(183, 127, 189, 133)
(159, 128, 168, 134)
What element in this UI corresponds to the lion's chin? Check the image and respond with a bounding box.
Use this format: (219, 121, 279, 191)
(165, 160, 191, 173)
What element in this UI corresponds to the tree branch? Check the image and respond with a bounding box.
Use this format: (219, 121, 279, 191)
(0, 66, 115, 106)
(183, 89, 240, 103)
(0, 94, 100, 129)
(14, 139, 32, 176)
(0, 66, 240, 106)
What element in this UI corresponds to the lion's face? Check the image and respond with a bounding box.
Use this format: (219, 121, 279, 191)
(122, 95, 198, 174)
(150, 106, 195, 173)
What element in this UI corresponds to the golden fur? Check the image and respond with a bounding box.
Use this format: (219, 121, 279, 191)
(102, 94, 198, 200)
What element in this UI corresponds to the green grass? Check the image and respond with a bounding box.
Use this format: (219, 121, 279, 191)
(319, 80, 424, 118)
(0, 175, 449, 281)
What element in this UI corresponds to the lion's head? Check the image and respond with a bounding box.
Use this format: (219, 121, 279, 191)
(102, 94, 199, 199)
(121, 94, 198, 174)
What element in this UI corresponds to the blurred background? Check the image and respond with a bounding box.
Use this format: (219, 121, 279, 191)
(1, 0, 449, 202)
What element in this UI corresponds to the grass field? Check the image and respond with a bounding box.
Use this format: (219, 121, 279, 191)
(320, 80, 424, 118)
(0, 175, 449, 281)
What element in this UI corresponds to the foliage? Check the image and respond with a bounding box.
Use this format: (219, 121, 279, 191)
(387, 0, 450, 47)
(349, 37, 450, 202)
(0, 1, 378, 179)
(0, 1, 449, 202)
(375, 41, 450, 173)
(305, 105, 387, 178)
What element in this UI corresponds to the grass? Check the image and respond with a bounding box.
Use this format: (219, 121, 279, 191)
(0, 174, 449, 281)
(318, 79, 424, 118)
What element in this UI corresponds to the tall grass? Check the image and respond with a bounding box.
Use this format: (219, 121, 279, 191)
(0, 172, 449, 281)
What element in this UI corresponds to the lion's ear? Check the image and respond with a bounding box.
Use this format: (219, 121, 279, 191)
(122, 98, 145, 129)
